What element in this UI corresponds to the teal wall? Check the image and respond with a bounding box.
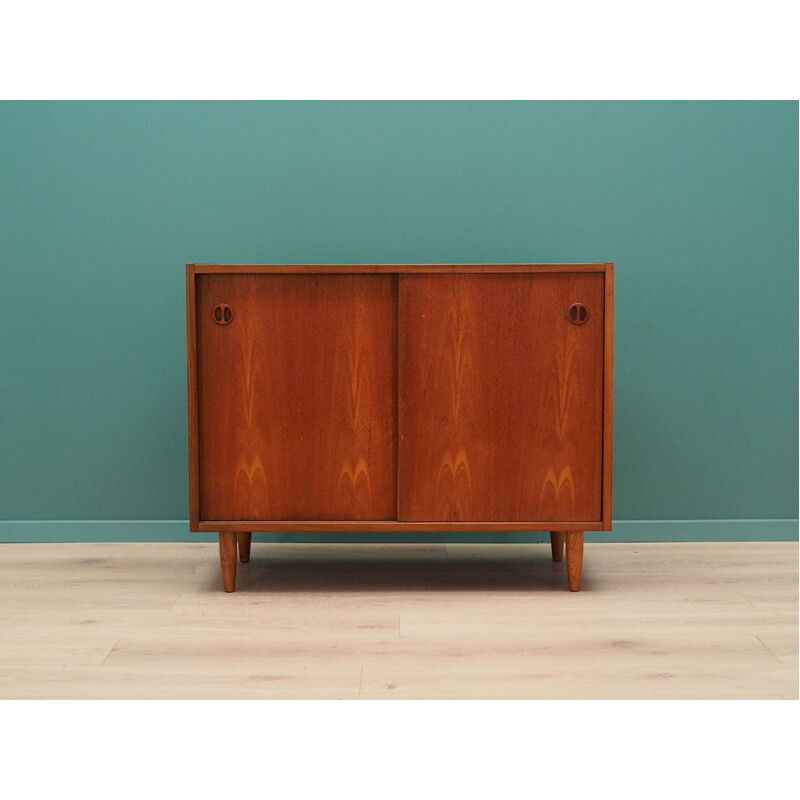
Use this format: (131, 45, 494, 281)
(1, 101, 797, 541)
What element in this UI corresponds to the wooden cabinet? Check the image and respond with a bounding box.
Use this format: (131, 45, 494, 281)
(186, 264, 614, 592)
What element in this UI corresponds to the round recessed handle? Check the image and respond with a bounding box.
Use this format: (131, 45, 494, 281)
(212, 303, 233, 326)
(567, 303, 589, 325)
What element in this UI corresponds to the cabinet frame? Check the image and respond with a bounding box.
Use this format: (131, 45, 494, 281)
(186, 263, 614, 533)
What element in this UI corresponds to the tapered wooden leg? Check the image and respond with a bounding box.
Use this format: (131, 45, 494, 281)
(565, 532, 584, 592)
(219, 532, 237, 592)
(550, 531, 565, 562)
(237, 532, 252, 563)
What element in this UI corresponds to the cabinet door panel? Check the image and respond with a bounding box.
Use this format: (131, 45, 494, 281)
(197, 274, 397, 520)
(398, 273, 604, 522)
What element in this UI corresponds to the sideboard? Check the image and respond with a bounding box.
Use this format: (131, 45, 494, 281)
(186, 263, 614, 591)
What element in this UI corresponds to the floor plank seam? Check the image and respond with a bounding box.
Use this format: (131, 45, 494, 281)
(166, 593, 184, 614)
(737, 591, 759, 610)
(192, 558, 213, 574)
(752, 634, 785, 663)
(101, 637, 121, 666)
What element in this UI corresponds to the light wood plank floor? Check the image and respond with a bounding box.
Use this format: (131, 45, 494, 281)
(0, 541, 796, 699)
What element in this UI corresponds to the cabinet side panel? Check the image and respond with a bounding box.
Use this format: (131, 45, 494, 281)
(398, 273, 604, 522)
(186, 264, 200, 530)
(197, 274, 397, 520)
(602, 263, 614, 530)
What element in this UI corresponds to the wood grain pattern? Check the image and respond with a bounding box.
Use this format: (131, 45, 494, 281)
(197, 274, 397, 521)
(398, 273, 604, 522)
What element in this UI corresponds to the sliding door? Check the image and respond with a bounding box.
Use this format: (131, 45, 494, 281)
(398, 273, 604, 522)
(197, 274, 397, 520)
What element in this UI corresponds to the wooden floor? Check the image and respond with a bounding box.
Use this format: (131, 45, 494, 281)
(0, 541, 796, 699)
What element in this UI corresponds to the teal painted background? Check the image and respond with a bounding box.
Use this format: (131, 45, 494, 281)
(1, 101, 797, 541)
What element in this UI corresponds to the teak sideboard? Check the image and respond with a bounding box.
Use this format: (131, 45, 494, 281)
(186, 263, 614, 592)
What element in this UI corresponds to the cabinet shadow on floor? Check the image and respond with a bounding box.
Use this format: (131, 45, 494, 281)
(197, 544, 576, 594)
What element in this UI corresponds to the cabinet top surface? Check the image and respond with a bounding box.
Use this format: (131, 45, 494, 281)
(189, 263, 613, 274)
